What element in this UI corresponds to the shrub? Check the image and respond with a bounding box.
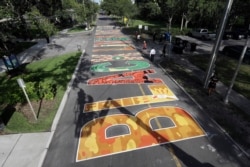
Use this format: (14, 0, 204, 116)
(7, 88, 25, 104)
(25, 82, 40, 101)
(37, 81, 57, 100)
(1, 81, 58, 105)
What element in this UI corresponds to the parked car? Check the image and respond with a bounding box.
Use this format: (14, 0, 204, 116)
(223, 31, 233, 40)
(188, 28, 216, 40)
(221, 45, 250, 64)
(223, 29, 248, 40)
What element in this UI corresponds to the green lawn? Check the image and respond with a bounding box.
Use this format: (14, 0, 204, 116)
(68, 25, 87, 32)
(0, 52, 81, 133)
(68, 23, 96, 33)
(187, 54, 250, 99)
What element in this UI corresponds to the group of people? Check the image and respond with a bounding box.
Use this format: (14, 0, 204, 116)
(141, 40, 156, 62)
(140, 40, 156, 62)
(153, 32, 166, 43)
(141, 40, 168, 62)
(136, 30, 219, 95)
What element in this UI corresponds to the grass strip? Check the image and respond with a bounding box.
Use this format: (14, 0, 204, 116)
(1, 52, 81, 133)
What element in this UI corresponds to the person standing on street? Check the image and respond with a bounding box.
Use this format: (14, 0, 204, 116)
(161, 43, 167, 57)
(208, 74, 219, 95)
(135, 31, 140, 41)
(150, 47, 156, 62)
(143, 40, 147, 50)
(135, 31, 138, 39)
(153, 32, 157, 42)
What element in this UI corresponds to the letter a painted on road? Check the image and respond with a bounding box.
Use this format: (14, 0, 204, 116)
(90, 60, 150, 72)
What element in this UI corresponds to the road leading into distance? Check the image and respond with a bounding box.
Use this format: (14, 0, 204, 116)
(42, 14, 250, 167)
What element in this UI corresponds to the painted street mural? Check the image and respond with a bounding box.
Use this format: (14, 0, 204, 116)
(84, 84, 178, 112)
(95, 36, 129, 41)
(94, 41, 134, 47)
(91, 53, 144, 63)
(76, 26, 205, 162)
(90, 60, 150, 72)
(87, 69, 163, 85)
(93, 46, 135, 53)
(77, 107, 205, 161)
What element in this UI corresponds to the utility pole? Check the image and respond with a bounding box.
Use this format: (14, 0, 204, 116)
(203, 0, 234, 88)
(224, 28, 250, 104)
(17, 78, 37, 121)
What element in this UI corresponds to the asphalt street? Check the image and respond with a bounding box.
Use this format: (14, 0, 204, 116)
(42, 15, 250, 167)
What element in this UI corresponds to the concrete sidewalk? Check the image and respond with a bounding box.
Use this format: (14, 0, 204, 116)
(0, 133, 51, 167)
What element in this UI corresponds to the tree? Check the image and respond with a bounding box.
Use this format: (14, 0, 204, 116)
(0, 1, 13, 45)
(184, 0, 205, 28)
(0, 0, 29, 56)
(101, 0, 137, 26)
(36, 0, 62, 16)
(198, 0, 224, 29)
(174, 0, 224, 29)
(58, 0, 98, 28)
(75, 4, 87, 25)
(157, 0, 180, 31)
(101, 0, 120, 15)
(227, 0, 250, 30)
(60, 0, 81, 26)
(118, 0, 137, 26)
(84, 0, 99, 27)
(26, 7, 57, 43)
(138, 1, 161, 20)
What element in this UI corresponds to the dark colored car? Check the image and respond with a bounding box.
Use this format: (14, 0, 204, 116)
(231, 29, 248, 39)
(223, 29, 248, 40)
(222, 45, 250, 64)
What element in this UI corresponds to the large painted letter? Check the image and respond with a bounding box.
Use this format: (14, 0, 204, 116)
(84, 84, 178, 112)
(76, 106, 205, 161)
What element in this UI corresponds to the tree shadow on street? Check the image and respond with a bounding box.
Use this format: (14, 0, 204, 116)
(76, 96, 217, 166)
(74, 88, 94, 137)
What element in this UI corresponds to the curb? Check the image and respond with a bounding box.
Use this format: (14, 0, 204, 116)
(50, 49, 86, 132)
(38, 49, 86, 167)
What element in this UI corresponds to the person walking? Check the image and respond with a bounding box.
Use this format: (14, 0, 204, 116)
(150, 47, 156, 62)
(161, 43, 167, 57)
(143, 40, 147, 50)
(135, 31, 140, 41)
(153, 32, 157, 42)
(135, 31, 138, 39)
(159, 33, 164, 43)
(208, 74, 219, 95)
